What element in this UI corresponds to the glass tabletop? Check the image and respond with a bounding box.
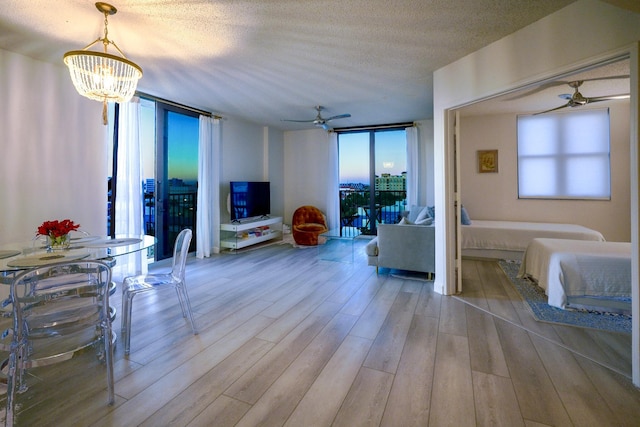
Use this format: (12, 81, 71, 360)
(320, 228, 361, 240)
(0, 235, 156, 274)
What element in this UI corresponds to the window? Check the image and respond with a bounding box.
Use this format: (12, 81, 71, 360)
(338, 128, 407, 235)
(517, 108, 610, 200)
(107, 97, 199, 260)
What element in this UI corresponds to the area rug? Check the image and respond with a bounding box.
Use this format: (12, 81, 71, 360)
(498, 260, 631, 334)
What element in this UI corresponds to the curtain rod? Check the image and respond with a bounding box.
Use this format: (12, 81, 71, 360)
(135, 91, 222, 119)
(334, 122, 414, 133)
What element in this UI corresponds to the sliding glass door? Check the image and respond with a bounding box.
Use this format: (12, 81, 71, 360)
(338, 128, 407, 235)
(154, 102, 198, 259)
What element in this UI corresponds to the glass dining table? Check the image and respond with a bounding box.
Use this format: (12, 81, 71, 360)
(0, 234, 157, 284)
(0, 234, 156, 353)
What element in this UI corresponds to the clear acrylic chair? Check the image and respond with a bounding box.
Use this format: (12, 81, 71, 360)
(5, 260, 114, 426)
(121, 228, 197, 355)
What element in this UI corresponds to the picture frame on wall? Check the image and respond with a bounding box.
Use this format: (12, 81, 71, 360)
(478, 149, 498, 173)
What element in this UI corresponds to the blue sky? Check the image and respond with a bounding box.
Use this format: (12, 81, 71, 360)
(339, 130, 407, 184)
(140, 99, 406, 186)
(140, 101, 199, 183)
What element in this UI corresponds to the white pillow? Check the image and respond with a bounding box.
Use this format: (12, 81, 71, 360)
(415, 206, 432, 223)
(399, 217, 413, 225)
(408, 205, 426, 223)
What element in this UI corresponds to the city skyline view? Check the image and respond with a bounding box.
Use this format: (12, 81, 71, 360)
(140, 100, 407, 188)
(338, 129, 407, 184)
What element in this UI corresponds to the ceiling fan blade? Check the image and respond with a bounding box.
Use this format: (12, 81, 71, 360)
(319, 123, 330, 130)
(324, 113, 351, 121)
(533, 102, 571, 115)
(586, 93, 630, 102)
(281, 119, 316, 123)
(506, 74, 630, 101)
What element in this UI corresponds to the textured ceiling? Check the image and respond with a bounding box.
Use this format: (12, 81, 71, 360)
(460, 57, 631, 116)
(0, 0, 607, 130)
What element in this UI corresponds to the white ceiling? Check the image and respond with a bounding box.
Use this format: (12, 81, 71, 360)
(1, 0, 635, 130)
(459, 56, 631, 117)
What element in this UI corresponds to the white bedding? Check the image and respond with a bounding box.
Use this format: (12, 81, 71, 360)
(518, 238, 631, 309)
(461, 220, 605, 252)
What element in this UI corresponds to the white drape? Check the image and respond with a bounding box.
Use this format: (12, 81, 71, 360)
(115, 97, 145, 275)
(325, 131, 340, 230)
(406, 126, 419, 207)
(196, 116, 221, 258)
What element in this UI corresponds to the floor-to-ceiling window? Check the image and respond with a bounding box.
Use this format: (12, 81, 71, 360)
(108, 97, 199, 261)
(338, 128, 407, 235)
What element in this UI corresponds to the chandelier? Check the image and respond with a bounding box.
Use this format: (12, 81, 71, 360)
(63, 2, 142, 125)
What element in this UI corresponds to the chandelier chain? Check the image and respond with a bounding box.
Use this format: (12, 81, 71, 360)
(103, 12, 109, 53)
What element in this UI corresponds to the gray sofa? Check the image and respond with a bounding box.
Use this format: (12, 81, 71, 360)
(365, 223, 435, 277)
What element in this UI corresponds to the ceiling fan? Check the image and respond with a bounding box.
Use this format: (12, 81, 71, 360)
(282, 106, 351, 130)
(535, 80, 630, 115)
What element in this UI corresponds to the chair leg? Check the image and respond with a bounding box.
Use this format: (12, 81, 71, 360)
(177, 284, 198, 335)
(121, 292, 135, 355)
(102, 321, 115, 405)
(5, 352, 17, 427)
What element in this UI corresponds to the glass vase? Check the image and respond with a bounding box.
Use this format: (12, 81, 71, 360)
(47, 234, 70, 251)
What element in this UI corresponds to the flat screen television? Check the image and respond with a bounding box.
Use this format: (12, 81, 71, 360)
(230, 181, 271, 222)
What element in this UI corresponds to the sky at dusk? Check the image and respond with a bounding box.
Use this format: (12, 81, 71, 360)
(339, 129, 407, 184)
(139, 99, 406, 187)
(140, 100, 199, 183)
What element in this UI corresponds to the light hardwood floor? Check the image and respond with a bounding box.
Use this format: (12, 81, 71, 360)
(4, 239, 640, 426)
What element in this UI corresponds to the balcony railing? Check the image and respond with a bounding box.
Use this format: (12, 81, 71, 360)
(340, 189, 406, 236)
(144, 191, 197, 253)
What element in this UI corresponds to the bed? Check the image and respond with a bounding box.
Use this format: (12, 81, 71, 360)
(517, 238, 631, 310)
(461, 220, 606, 260)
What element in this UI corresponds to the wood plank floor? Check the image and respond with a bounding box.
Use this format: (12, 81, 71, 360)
(4, 239, 640, 426)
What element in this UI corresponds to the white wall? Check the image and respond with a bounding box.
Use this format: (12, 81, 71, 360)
(0, 48, 106, 243)
(283, 129, 329, 227)
(460, 102, 631, 241)
(265, 126, 285, 221)
(219, 117, 285, 224)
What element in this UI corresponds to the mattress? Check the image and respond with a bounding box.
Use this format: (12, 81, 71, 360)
(461, 220, 605, 252)
(518, 238, 631, 309)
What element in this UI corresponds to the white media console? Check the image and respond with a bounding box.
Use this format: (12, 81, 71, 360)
(220, 216, 283, 250)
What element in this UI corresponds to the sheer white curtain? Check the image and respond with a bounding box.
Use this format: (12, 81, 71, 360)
(196, 116, 221, 258)
(325, 131, 340, 230)
(406, 125, 419, 207)
(115, 97, 145, 275)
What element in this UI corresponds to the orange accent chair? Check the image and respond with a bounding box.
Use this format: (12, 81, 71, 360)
(292, 205, 329, 246)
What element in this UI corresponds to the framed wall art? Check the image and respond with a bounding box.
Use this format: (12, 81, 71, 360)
(478, 149, 498, 173)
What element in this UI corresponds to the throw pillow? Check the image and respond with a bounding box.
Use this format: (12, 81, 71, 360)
(415, 217, 433, 225)
(399, 217, 413, 225)
(461, 205, 472, 225)
(415, 206, 432, 223)
(408, 205, 426, 223)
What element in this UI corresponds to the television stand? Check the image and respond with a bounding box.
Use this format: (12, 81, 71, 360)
(220, 216, 283, 250)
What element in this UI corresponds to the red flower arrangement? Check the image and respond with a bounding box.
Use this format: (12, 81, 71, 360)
(37, 219, 81, 238)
